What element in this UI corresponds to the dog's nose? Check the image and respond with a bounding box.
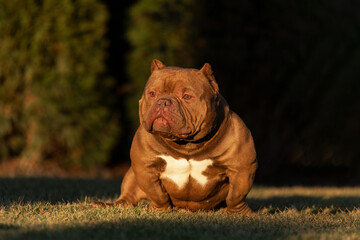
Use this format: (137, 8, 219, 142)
(156, 98, 172, 108)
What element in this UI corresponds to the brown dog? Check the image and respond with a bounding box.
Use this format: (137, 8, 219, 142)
(91, 60, 257, 215)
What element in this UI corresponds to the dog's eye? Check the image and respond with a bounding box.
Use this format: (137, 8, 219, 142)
(149, 91, 156, 97)
(183, 94, 192, 100)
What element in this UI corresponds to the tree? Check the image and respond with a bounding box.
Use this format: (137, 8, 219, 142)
(0, 0, 119, 171)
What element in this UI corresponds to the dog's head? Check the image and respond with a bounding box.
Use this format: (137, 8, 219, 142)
(139, 59, 222, 142)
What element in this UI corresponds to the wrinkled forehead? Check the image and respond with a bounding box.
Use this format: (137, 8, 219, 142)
(145, 67, 210, 94)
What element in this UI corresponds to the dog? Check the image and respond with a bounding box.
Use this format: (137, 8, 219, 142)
(91, 59, 257, 215)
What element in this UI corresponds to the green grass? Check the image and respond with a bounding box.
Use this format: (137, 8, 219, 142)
(1, 178, 360, 240)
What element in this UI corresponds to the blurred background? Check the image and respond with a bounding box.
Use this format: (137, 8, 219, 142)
(0, 0, 359, 185)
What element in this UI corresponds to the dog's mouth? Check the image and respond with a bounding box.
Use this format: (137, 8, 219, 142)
(152, 117, 171, 133)
(143, 98, 195, 140)
(147, 116, 192, 140)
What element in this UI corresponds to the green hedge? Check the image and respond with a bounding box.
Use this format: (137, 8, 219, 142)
(0, 0, 119, 169)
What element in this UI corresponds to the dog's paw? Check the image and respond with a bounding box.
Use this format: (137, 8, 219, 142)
(227, 202, 258, 216)
(149, 203, 172, 212)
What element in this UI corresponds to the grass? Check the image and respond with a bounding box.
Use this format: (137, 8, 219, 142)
(1, 178, 360, 240)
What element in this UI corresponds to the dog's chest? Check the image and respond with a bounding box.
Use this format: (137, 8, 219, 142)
(158, 155, 213, 189)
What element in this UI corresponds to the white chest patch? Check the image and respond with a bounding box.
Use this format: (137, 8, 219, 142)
(158, 155, 213, 189)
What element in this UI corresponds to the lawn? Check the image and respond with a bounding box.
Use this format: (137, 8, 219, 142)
(1, 177, 360, 240)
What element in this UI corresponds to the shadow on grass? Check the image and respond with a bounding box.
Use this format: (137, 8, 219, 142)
(0, 177, 123, 205)
(0, 224, 19, 240)
(1, 217, 306, 240)
(0, 224, 19, 230)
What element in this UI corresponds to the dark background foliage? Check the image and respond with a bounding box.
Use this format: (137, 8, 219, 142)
(0, 0, 359, 184)
(0, 0, 119, 169)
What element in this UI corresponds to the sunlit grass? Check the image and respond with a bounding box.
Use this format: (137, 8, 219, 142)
(1, 178, 360, 240)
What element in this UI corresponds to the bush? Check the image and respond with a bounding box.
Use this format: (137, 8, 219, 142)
(0, 0, 119, 169)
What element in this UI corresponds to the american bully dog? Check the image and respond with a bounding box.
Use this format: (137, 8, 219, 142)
(91, 59, 257, 215)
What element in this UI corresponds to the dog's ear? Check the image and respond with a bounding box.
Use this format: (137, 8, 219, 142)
(151, 59, 166, 72)
(200, 63, 219, 93)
